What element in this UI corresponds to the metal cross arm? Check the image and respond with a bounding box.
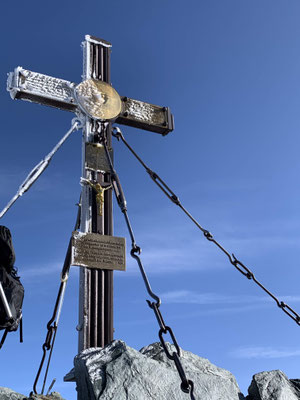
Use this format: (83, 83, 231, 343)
(7, 67, 174, 136)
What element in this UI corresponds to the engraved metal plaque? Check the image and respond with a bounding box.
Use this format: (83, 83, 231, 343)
(85, 143, 113, 172)
(71, 231, 125, 271)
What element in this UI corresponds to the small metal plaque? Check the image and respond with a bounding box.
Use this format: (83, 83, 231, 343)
(71, 231, 125, 271)
(85, 143, 113, 172)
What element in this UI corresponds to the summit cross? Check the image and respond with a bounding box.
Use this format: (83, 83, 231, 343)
(7, 35, 174, 352)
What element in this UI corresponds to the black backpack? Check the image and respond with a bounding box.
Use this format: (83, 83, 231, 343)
(0, 226, 24, 348)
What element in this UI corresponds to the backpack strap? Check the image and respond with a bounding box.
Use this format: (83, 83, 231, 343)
(19, 315, 23, 343)
(0, 316, 23, 349)
(0, 329, 8, 349)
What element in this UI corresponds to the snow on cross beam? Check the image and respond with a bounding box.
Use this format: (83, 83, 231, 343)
(7, 67, 174, 135)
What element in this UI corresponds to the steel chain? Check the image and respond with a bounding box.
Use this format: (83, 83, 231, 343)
(31, 199, 81, 396)
(112, 126, 300, 327)
(102, 131, 196, 399)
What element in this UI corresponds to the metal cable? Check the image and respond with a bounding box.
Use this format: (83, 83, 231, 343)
(102, 132, 195, 399)
(112, 126, 300, 327)
(32, 198, 81, 396)
(0, 118, 83, 219)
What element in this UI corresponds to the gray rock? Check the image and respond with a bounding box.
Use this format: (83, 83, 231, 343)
(247, 370, 300, 400)
(0, 388, 65, 400)
(0, 387, 25, 400)
(65, 339, 245, 400)
(290, 380, 300, 396)
(28, 392, 66, 400)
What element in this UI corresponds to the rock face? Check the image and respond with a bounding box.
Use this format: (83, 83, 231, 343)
(0, 387, 65, 400)
(0, 387, 25, 400)
(2, 343, 300, 399)
(65, 339, 245, 400)
(28, 393, 66, 400)
(247, 370, 300, 400)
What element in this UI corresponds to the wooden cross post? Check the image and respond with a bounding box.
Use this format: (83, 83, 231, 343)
(7, 35, 174, 352)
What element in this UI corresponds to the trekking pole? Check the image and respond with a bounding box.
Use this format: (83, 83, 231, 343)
(0, 281, 14, 349)
(0, 281, 13, 320)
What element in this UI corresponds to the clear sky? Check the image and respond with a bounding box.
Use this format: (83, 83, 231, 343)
(1, 1, 300, 399)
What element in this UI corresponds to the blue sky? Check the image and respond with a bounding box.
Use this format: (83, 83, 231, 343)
(1, 1, 300, 398)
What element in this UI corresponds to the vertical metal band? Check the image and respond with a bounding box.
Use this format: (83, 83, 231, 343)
(78, 36, 113, 352)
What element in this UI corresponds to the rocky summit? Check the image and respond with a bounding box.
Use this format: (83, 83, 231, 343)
(1, 340, 300, 399)
(247, 370, 300, 400)
(0, 388, 65, 400)
(64, 339, 244, 399)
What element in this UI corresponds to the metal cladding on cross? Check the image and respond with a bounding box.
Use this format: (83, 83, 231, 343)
(75, 79, 122, 121)
(6, 40, 174, 135)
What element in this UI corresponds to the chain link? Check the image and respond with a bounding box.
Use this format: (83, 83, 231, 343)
(32, 201, 81, 396)
(102, 131, 196, 399)
(112, 126, 300, 328)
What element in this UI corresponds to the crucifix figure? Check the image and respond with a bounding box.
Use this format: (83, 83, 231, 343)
(7, 35, 174, 352)
(80, 178, 112, 217)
